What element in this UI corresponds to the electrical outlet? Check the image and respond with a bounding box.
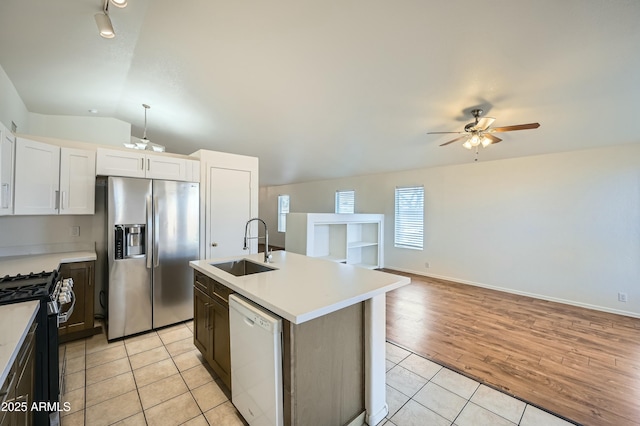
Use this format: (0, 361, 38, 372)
(70, 226, 80, 237)
(618, 292, 628, 303)
(424, 262, 430, 268)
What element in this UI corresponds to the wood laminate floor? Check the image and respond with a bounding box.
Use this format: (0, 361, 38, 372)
(384, 271, 640, 426)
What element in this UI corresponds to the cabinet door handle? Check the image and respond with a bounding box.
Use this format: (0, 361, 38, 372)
(55, 190, 60, 210)
(147, 158, 150, 171)
(211, 243, 218, 247)
(204, 302, 210, 329)
(61, 191, 67, 210)
(1, 183, 8, 209)
(140, 158, 144, 170)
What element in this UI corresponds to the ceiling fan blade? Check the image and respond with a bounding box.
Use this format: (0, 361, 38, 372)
(484, 134, 502, 144)
(490, 123, 540, 133)
(472, 117, 495, 131)
(439, 135, 468, 146)
(427, 131, 464, 135)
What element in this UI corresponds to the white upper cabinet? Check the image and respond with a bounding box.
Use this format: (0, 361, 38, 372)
(14, 138, 61, 215)
(95, 148, 146, 178)
(14, 138, 96, 215)
(59, 147, 96, 215)
(96, 148, 199, 182)
(146, 155, 186, 180)
(0, 124, 15, 215)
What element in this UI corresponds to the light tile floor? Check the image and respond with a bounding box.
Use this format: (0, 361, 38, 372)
(58, 322, 575, 426)
(382, 342, 576, 426)
(59, 321, 246, 426)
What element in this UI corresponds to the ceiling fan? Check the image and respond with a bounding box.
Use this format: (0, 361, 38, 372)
(428, 109, 540, 151)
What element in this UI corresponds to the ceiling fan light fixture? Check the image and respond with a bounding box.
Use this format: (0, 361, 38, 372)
(462, 140, 473, 150)
(94, 12, 115, 38)
(481, 136, 492, 147)
(469, 134, 481, 147)
(109, 0, 128, 8)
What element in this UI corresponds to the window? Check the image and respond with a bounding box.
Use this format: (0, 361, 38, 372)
(335, 190, 355, 214)
(394, 186, 424, 249)
(277, 195, 289, 232)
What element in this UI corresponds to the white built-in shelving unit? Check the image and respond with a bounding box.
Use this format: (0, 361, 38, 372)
(285, 213, 384, 269)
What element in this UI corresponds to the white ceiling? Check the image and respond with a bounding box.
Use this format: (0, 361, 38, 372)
(0, 0, 639, 186)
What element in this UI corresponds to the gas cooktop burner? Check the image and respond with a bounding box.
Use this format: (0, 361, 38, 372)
(0, 270, 52, 282)
(0, 270, 57, 303)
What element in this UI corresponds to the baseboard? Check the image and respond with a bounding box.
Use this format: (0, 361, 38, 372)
(385, 266, 640, 320)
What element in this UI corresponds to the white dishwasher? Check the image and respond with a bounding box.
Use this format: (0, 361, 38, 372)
(229, 294, 283, 426)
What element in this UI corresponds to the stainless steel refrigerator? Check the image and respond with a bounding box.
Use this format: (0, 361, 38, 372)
(106, 176, 199, 340)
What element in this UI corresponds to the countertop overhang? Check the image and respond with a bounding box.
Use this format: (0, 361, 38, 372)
(190, 251, 410, 324)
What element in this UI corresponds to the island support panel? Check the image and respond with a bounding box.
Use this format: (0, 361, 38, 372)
(282, 302, 364, 426)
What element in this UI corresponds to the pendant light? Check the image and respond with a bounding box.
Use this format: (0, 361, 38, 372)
(136, 104, 151, 149)
(124, 104, 166, 152)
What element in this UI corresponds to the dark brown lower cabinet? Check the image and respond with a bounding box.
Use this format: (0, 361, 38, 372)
(1, 318, 36, 426)
(193, 271, 232, 389)
(58, 261, 96, 343)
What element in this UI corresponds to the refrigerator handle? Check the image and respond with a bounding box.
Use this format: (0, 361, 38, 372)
(146, 194, 152, 269)
(154, 196, 160, 268)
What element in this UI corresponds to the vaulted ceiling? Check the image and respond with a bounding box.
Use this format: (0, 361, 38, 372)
(0, 0, 639, 185)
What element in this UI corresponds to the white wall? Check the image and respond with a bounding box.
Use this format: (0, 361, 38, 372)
(28, 113, 131, 147)
(260, 143, 640, 318)
(0, 66, 29, 133)
(0, 215, 97, 256)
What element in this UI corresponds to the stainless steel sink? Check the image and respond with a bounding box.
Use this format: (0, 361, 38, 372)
(211, 259, 276, 276)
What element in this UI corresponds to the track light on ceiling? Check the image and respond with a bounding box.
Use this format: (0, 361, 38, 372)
(94, 12, 115, 39)
(95, 0, 127, 39)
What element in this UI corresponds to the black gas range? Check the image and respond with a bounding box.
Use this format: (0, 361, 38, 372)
(0, 270, 74, 426)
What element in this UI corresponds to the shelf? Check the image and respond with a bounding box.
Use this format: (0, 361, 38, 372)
(285, 213, 384, 269)
(348, 241, 378, 249)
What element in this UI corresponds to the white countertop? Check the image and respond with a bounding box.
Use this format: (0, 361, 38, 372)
(190, 251, 410, 324)
(0, 251, 97, 277)
(0, 300, 40, 385)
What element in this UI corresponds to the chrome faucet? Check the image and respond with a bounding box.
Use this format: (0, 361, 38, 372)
(243, 218, 272, 263)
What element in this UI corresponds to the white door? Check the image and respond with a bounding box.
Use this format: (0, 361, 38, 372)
(96, 148, 145, 178)
(14, 138, 60, 215)
(59, 147, 96, 215)
(207, 167, 252, 258)
(0, 125, 15, 215)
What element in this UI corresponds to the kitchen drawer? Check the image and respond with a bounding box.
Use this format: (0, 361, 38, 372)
(213, 282, 232, 303)
(194, 271, 209, 294)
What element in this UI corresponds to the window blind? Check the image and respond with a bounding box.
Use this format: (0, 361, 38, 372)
(277, 195, 289, 232)
(335, 190, 355, 214)
(394, 186, 424, 249)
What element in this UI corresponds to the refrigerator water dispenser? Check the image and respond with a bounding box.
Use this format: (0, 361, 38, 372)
(114, 224, 146, 259)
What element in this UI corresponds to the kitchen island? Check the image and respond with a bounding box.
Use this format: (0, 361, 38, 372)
(190, 251, 410, 426)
